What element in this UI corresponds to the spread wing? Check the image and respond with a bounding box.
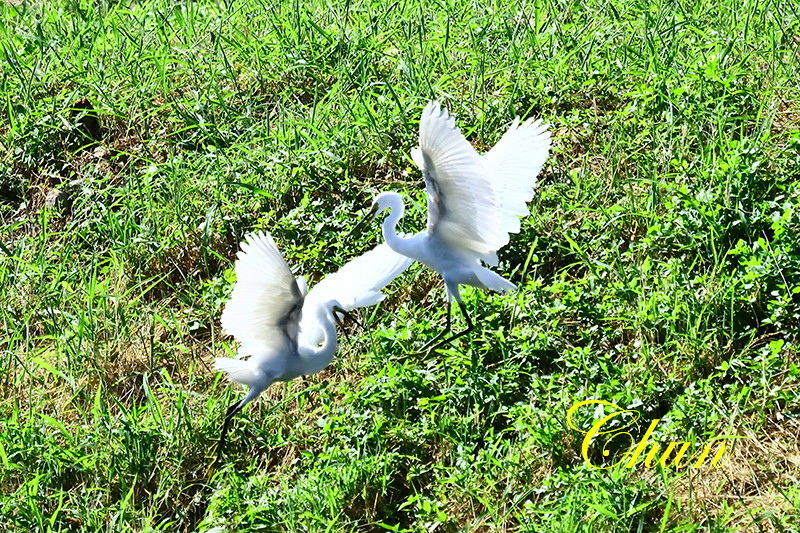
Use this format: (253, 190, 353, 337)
(411, 101, 550, 261)
(412, 101, 504, 256)
(481, 116, 551, 250)
(220, 231, 304, 353)
(298, 242, 412, 347)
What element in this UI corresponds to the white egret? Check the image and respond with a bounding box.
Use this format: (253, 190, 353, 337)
(363, 101, 550, 351)
(214, 231, 412, 457)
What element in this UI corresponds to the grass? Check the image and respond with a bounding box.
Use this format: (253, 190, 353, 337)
(1, 0, 799, 530)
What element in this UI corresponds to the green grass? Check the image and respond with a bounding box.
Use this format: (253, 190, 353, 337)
(1, 0, 799, 530)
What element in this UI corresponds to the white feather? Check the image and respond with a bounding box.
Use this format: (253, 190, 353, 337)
(482, 116, 551, 245)
(416, 102, 505, 255)
(215, 231, 410, 449)
(299, 243, 412, 347)
(219, 231, 303, 352)
(416, 102, 550, 258)
(214, 357, 261, 386)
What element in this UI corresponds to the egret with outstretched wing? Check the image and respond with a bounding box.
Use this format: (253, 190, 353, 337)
(215, 232, 411, 458)
(362, 101, 550, 351)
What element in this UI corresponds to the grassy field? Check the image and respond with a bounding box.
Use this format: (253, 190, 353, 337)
(1, 0, 799, 530)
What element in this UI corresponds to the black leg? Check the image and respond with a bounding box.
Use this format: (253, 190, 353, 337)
(346, 312, 365, 331)
(214, 400, 243, 465)
(419, 301, 452, 353)
(333, 309, 349, 342)
(424, 301, 473, 353)
(334, 308, 364, 332)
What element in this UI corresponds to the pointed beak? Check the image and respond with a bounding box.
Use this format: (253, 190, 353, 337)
(346, 203, 379, 242)
(332, 305, 364, 332)
(332, 305, 351, 327)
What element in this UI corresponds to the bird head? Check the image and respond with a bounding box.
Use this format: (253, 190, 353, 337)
(346, 192, 404, 242)
(328, 300, 350, 327)
(372, 191, 402, 215)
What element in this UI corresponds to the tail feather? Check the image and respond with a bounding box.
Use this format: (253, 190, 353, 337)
(476, 267, 516, 293)
(214, 358, 259, 386)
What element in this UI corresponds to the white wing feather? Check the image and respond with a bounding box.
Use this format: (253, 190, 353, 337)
(298, 242, 412, 347)
(481, 116, 551, 250)
(220, 231, 304, 353)
(413, 101, 549, 260)
(413, 102, 506, 256)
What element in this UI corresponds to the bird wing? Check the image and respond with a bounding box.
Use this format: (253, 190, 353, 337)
(480, 116, 550, 254)
(412, 101, 550, 260)
(220, 231, 304, 353)
(298, 242, 412, 347)
(412, 101, 508, 256)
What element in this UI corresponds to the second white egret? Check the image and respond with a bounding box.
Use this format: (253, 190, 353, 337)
(214, 231, 412, 458)
(362, 101, 551, 351)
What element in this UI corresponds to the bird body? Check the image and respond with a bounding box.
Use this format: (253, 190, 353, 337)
(214, 231, 411, 457)
(373, 192, 515, 302)
(215, 300, 338, 393)
(368, 101, 550, 349)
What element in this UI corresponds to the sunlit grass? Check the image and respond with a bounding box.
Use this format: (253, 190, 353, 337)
(1, 0, 799, 530)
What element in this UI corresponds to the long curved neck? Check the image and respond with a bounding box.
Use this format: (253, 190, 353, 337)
(298, 305, 338, 375)
(380, 194, 414, 255)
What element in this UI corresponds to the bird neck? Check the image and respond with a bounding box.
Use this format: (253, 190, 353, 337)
(298, 305, 338, 375)
(380, 194, 413, 255)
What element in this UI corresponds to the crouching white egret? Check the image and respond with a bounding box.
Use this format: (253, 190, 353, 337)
(360, 101, 551, 351)
(214, 231, 411, 459)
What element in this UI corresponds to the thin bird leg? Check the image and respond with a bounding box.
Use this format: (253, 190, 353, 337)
(419, 301, 452, 353)
(334, 313, 350, 342)
(215, 400, 244, 464)
(332, 307, 351, 342)
(424, 301, 474, 353)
